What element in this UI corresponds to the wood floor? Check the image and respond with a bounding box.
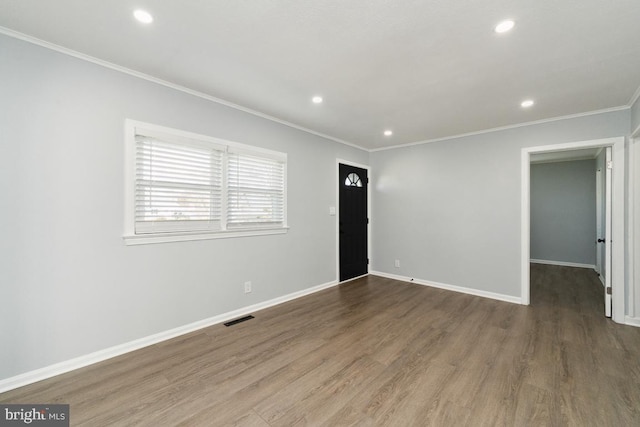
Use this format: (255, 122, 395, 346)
(2, 265, 640, 426)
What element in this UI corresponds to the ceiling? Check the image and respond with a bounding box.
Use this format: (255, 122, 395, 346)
(1, 0, 639, 150)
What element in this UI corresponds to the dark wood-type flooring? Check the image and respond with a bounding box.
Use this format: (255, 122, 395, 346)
(2, 264, 640, 426)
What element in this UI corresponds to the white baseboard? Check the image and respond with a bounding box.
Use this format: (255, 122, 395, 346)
(625, 316, 640, 328)
(370, 271, 521, 305)
(0, 279, 339, 394)
(530, 259, 596, 270)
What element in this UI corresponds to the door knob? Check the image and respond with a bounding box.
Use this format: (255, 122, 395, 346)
(597, 239, 605, 243)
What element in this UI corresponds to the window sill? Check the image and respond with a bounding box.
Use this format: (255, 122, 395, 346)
(123, 226, 289, 246)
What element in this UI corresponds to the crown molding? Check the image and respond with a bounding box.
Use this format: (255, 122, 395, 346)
(628, 83, 640, 108)
(370, 105, 630, 152)
(0, 26, 367, 152)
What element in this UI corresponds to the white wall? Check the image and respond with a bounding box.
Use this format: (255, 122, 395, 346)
(530, 160, 596, 266)
(371, 110, 630, 300)
(0, 34, 369, 381)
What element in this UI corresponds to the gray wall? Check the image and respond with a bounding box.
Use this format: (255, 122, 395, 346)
(0, 34, 369, 380)
(371, 110, 630, 299)
(530, 160, 596, 266)
(632, 95, 640, 133)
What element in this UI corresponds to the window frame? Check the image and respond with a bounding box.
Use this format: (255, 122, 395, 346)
(124, 120, 288, 245)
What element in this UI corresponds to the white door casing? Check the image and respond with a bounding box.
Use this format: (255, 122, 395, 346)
(604, 146, 612, 317)
(521, 137, 625, 323)
(596, 167, 603, 276)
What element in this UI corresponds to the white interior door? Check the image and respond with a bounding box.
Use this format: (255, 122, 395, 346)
(595, 168, 603, 276)
(604, 146, 612, 317)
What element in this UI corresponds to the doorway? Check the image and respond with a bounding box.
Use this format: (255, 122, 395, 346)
(338, 162, 369, 282)
(521, 137, 624, 322)
(529, 149, 608, 315)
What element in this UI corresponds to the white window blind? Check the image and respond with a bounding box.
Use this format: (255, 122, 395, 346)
(227, 151, 285, 228)
(126, 121, 288, 244)
(135, 135, 222, 234)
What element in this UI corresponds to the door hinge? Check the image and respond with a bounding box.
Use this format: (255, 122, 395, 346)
(607, 160, 613, 170)
(606, 287, 612, 295)
(367, 258, 369, 265)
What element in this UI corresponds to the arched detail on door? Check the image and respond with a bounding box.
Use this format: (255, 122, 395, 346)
(345, 172, 363, 187)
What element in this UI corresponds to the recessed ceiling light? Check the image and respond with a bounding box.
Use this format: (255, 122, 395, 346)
(384, 130, 393, 136)
(521, 99, 534, 108)
(312, 96, 323, 104)
(133, 9, 153, 24)
(495, 19, 515, 33)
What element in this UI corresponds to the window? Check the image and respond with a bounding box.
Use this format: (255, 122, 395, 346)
(345, 172, 363, 187)
(124, 120, 287, 245)
(227, 150, 285, 228)
(135, 135, 223, 234)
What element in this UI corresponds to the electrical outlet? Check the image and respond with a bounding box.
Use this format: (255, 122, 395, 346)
(244, 281, 252, 293)
(394, 259, 400, 268)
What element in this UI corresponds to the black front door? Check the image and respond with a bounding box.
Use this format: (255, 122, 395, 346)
(339, 163, 368, 281)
